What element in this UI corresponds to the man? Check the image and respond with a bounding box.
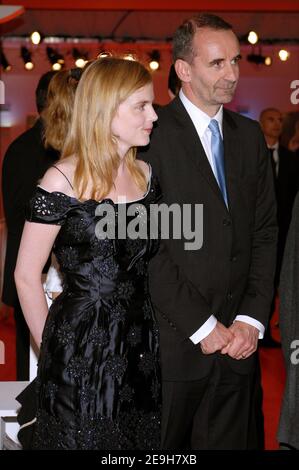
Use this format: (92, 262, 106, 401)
(142, 14, 277, 449)
(277, 191, 299, 450)
(260, 108, 299, 347)
(2, 71, 59, 380)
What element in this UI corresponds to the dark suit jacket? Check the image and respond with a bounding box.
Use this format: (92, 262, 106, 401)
(277, 192, 299, 449)
(2, 119, 59, 307)
(141, 97, 278, 380)
(274, 145, 299, 280)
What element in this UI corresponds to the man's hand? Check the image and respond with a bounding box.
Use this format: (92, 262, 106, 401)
(221, 321, 259, 359)
(200, 321, 234, 355)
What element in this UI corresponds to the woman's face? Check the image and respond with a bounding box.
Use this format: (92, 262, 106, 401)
(111, 82, 158, 157)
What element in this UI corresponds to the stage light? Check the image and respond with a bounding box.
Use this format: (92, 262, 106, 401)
(46, 47, 64, 70)
(247, 31, 259, 45)
(149, 50, 160, 71)
(123, 53, 136, 61)
(278, 49, 290, 61)
(247, 52, 272, 66)
(0, 49, 11, 71)
(247, 53, 265, 64)
(264, 56, 272, 66)
(21, 46, 34, 70)
(30, 31, 42, 45)
(97, 51, 110, 58)
(72, 48, 88, 68)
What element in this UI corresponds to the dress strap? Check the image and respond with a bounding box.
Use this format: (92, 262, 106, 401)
(146, 162, 152, 187)
(51, 165, 74, 190)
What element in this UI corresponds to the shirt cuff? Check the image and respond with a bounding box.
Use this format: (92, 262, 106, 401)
(189, 315, 217, 344)
(234, 315, 265, 339)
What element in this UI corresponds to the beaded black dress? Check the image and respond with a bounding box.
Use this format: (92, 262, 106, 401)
(25, 168, 162, 450)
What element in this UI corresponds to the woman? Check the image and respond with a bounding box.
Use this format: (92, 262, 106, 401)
(42, 68, 83, 303)
(15, 56, 161, 450)
(16, 67, 83, 446)
(42, 67, 83, 153)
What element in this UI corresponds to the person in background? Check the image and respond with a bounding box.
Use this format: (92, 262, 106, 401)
(2, 71, 58, 380)
(15, 57, 161, 450)
(41, 69, 84, 302)
(288, 120, 299, 153)
(141, 13, 277, 449)
(277, 191, 299, 450)
(43, 68, 82, 153)
(260, 108, 299, 348)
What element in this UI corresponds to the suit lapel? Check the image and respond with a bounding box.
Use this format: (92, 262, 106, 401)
(222, 109, 241, 212)
(171, 97, 226, 207)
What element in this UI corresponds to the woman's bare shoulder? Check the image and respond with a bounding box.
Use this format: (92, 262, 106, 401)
(39, 156, 77, 195)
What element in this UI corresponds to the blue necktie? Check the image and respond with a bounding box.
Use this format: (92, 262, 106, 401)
(208, 119, 228, 207)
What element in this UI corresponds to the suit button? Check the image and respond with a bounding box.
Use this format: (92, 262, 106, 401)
(231, 256, 237, 262)
(223, 219, 231, 226)
(227, 292, 233, 300)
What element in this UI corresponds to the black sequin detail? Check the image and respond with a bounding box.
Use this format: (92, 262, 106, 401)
(138, 352, 156, 376)
(105, 355, 128, 380)
(56, 320, 75, 346)
(89, 327, 108, 346)
(67, 357, 89, 380)
(127, 325, 142, 347)
(119, 384, 134, 403)
(44, 381, 58, 400)
(32, 408, 160, 450)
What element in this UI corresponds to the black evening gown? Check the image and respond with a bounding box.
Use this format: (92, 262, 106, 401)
(25, 170, 162, 450)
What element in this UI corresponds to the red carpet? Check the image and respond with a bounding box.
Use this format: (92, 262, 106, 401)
(259, 299, 286, 450)
(0, 304, 286, 449)
(0, 306, 16, 381)
(260, 346, 285, 450)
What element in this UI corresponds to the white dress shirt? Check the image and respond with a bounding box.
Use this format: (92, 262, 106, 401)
(268, 141, 279, 177)
(179, 90, 264, 343)
(44, 253, 63, 302)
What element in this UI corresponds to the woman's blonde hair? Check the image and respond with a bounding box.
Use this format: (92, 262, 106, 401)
(62, 56, 152, 201)
(42, 69, 81, 152)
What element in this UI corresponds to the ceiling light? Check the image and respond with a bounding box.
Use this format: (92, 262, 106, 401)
(46, 47, 64, 70)
(123, 53, 136, 61)
(149, 50, 160, 71)
(97, 51, 111, 59)
(247, 31, 259, 45)
(72, 48, 88, 68)
(0, 48, 12, 71)
(21, 46, 34, 70)
(247, 51, 272, 66)
(264, 56, 272, 66)
(278, 49, 290, 61)
(247, 53, 265, 65)
(30, 31, 42, 45)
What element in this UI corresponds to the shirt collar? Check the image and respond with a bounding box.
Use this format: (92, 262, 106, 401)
(179, 89, 223, 138)
(268, 142, 279, 151)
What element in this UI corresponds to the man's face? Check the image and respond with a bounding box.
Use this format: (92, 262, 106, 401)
(260, 110, 283, 140)
(181, 28, 241, 111)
